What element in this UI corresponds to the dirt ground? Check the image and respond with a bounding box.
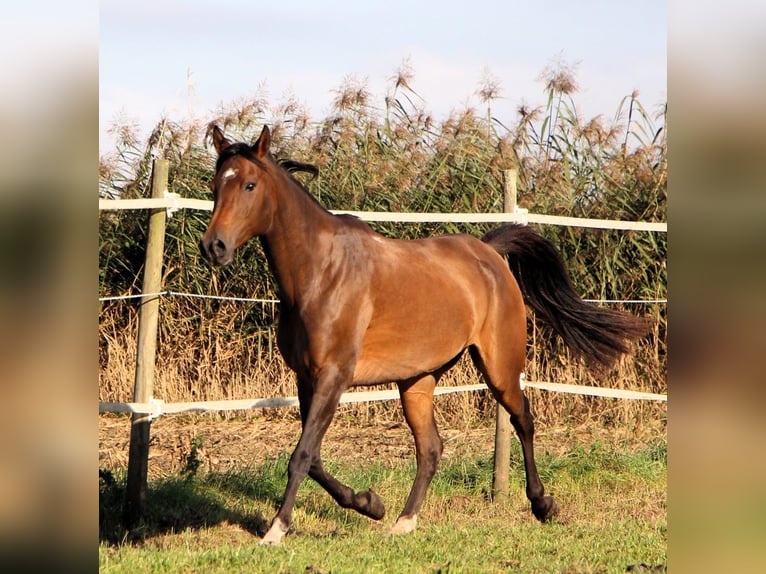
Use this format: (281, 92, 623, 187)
(99, 413, 494, 479)
(99, 410, 665, 480)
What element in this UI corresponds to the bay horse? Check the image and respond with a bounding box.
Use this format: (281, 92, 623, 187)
(199, 125, 648, 545)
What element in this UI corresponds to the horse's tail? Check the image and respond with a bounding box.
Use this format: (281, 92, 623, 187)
(482, 223, 650, 369)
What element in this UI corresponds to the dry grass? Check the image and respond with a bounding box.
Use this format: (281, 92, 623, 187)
(99, 299, 665, 431)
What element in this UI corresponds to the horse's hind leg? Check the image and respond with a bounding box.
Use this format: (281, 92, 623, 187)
(469, 345, 559, 523)
(391, 374, 443, 534)
(509, 392, 559, 522)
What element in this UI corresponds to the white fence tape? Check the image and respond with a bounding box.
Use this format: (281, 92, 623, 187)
(99, 380, 666, 419)
(99, 197, 212, 212)
(99, 198, 667, 232)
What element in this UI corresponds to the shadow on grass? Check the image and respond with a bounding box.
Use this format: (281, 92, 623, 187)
(99, 464, 287, 546)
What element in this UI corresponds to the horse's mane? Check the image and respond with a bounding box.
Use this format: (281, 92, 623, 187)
(215, 142, 328, 212)
(215, 142, 264, 172)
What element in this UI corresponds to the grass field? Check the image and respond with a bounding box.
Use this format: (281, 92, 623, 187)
(99, 417, 666, 573)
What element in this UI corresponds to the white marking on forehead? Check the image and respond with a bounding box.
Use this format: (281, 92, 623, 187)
(222, 167, 238, 180)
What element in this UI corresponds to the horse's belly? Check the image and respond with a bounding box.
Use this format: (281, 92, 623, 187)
(352, 319, 471, 384)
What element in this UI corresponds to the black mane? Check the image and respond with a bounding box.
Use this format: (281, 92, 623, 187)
(215, 142, 264, 173)
(215, 143, 318, 181)
(214, 140, 327, 213)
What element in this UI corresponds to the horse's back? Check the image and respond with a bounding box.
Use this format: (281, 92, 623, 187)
(368, 232, 518, 304)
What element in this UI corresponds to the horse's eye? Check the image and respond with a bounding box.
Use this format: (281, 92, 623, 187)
(245, 182, 256, 192)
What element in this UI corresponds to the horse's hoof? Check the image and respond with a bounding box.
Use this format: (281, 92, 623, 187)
(356, 489, 386, 520)
(532, 495, 559, 523)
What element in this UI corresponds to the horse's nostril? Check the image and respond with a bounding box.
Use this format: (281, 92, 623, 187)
(213, 238, 226, 255)
(199, 237, 226, 263)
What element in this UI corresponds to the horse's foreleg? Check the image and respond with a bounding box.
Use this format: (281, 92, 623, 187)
(260, 378, 344, 546)
(296, 376, 385, 521)
(308, 458, 386, 520)
(391, 374, 442, 535)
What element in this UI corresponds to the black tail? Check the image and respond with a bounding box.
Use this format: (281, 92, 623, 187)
(482, 223, 650, 369)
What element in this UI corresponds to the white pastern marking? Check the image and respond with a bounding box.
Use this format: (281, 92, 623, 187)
(222, 167, 238, 181)
(260, 517, 288, 546)
(389, 514, 418, 535)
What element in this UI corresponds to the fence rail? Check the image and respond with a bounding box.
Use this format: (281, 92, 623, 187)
(100, 381, 666, 420)
(99, 196, 667, 232)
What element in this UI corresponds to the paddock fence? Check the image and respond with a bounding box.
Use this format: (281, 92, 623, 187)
(98, 188, 667, 416)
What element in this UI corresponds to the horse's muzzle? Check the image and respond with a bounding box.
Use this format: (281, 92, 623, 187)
(199, 235, 233, 266)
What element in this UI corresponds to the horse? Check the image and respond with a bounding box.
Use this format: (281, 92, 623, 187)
(199, 125, 649, 545)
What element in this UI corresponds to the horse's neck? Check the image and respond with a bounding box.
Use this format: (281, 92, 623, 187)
(261, 176, 335, 307)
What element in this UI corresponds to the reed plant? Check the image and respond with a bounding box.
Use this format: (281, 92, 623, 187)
(99, 61, 666, 428)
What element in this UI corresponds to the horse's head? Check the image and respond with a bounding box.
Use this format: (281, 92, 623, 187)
(200, 125, 277, 266)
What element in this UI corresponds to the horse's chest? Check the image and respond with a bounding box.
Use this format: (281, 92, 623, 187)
(275, 312, 307, 370)
(276, 302, 368, 378)
(275, 310, 329, 373)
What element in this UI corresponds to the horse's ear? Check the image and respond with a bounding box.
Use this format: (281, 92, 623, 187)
(252, 125, 271, 158)
(211, 125, 231, 155)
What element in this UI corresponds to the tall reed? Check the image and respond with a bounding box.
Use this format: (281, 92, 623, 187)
(99, 62, 666, 427)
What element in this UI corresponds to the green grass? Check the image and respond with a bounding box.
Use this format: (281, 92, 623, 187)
(99, 438, 666, 573)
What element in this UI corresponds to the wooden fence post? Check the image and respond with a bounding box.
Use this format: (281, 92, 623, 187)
(124, 159, 169, 528)
(492, 168, 518, 502)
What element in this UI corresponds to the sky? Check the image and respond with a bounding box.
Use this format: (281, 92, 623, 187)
(99, 0, 666, 155)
